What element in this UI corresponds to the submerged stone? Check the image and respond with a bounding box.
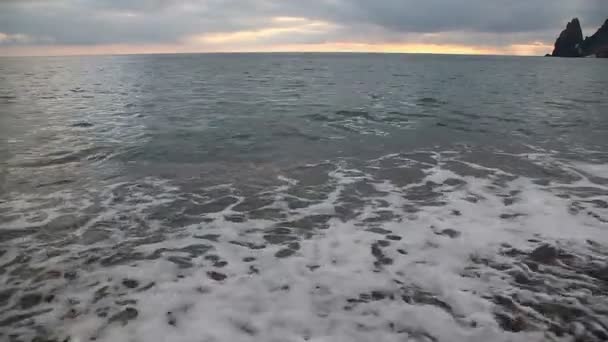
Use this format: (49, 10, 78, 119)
(529, 244, 559, 264)
(437, 229, 461, 238)
(109, 307, 138, 325)
(275, 248, 296, 258)
(122, 279, 139, 289)
(19, 293, 42, 310)
(207, 271, 227, 281)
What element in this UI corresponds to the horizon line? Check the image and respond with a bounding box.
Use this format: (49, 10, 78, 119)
(0, 50, 542, 58)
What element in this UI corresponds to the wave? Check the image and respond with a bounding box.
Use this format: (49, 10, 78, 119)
(1, 149, 608, 341)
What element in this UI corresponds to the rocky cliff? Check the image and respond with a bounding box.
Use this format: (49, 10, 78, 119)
(581, 19, 608, 57)
(550, 18, 608, 58)
(551, 18, 583, 57)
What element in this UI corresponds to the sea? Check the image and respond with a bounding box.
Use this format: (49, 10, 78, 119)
(1, 53, 607, 342)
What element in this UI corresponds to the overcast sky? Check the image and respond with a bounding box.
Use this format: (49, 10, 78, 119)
(0, 0, 606, 56)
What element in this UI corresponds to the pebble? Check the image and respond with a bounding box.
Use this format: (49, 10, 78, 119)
(207, 271, 227, 281)
(275, 249, 295, 258)
(122, 279, 139, 289)
(109, 307, 138, 325)
(167, 311, 177, 326)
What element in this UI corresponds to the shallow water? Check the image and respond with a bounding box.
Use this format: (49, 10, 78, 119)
(1, 54, 608, 342)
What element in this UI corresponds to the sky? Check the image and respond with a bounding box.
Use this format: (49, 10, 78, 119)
(0, 0, 606, 56)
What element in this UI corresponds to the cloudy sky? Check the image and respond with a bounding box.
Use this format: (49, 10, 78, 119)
(0, 0, 606, 56)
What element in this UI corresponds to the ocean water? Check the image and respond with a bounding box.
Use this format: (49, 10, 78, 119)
(1, 53, 607, 342)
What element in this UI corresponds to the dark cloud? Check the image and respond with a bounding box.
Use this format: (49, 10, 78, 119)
(329, 0, 607, 33)
(0, 0, 606, 47)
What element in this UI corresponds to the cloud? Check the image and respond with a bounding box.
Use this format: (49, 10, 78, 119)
(0, 0, 606, 55)
(184, 17, 338, 46)
(0, 32, 29, 44)
(0, 32, 52, 45)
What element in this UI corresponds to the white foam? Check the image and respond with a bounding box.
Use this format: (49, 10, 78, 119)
(570, 161, 608, 179)
(2, 153, 608, 342)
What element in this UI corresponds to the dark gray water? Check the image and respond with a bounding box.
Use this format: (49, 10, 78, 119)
(1, 54, 608, 342)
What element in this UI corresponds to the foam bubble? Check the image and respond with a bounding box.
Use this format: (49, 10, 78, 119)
(1, 151, 607, 342)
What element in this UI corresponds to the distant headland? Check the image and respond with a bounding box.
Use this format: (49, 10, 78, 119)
(547, 18, 608, 58)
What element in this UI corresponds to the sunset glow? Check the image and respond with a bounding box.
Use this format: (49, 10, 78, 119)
(0, 42, 554, 57)
(0, 1, 603, 57)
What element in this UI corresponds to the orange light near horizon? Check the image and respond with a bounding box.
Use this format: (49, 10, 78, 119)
(268, 42, 499, 55)
(0, 41, 553, 57)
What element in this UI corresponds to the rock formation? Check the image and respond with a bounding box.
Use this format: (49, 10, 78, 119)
(551, 18, 583, 57)
(581, 19, 608, 57)
(549, 18, 608, 58)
